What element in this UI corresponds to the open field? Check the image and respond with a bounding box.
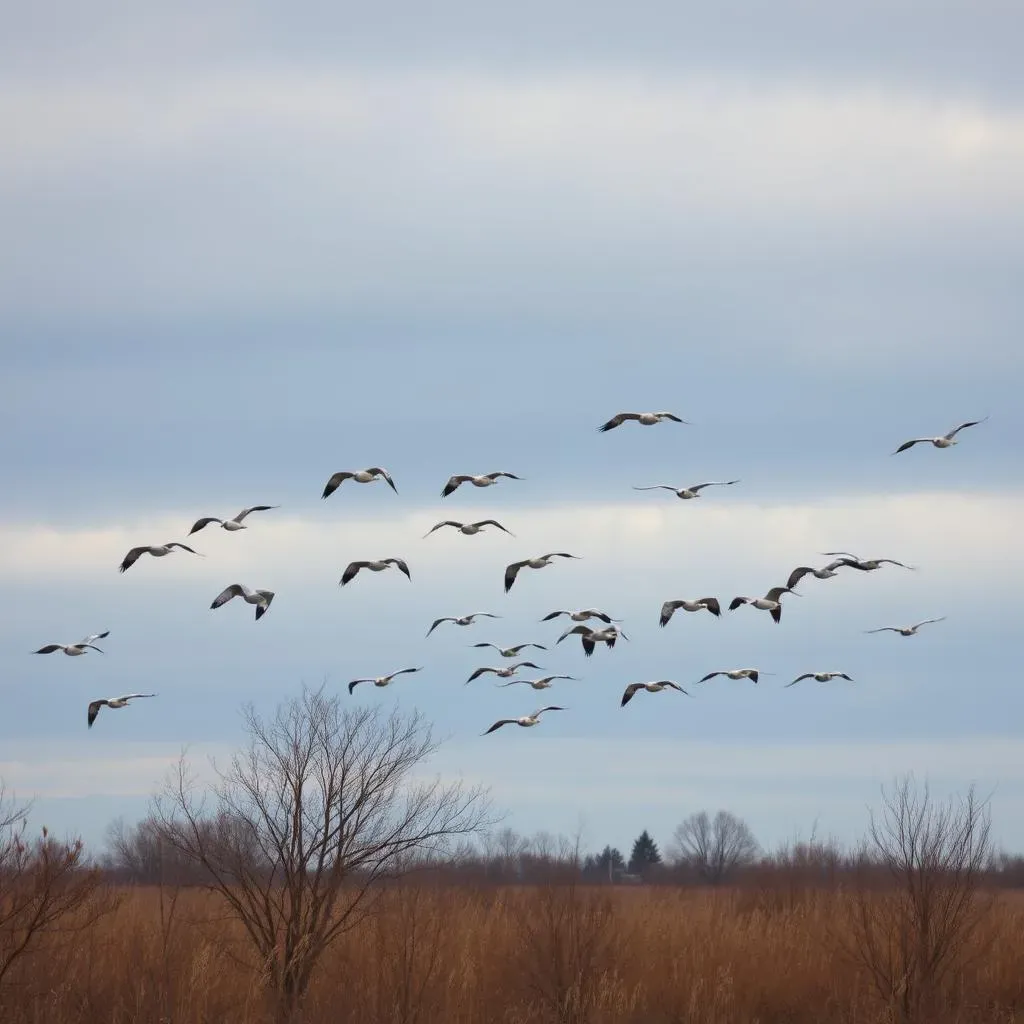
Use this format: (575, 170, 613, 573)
(3, 881, 1024, 1024)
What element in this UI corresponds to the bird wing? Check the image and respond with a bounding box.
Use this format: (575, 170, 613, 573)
(543, 552, 578, 560)
(168, 543, 200, 555)
(471, 642, 499, 650)
(864, 627, 899, 634)
(348, 679, 372, 693)
(620, 684, 642, 706)
(690, 480, 738, 491)
(367, 468, 398, 492)
(581, 637, 596, 657)
(535, 706, 565, 717)
(786, 566, 814, 589)
(119, 693, 157, 702)
(234, 504, 279, 522)
(597, 412, 635, 431)
(633, 484, 676, 491)
(892, 438, 930, 454)
(388, 558, 411, 579)
(77, 644, 105, 653)
(659, 601, 682, 626)
(822, 551, 859, 559)
(423, 521, 460, 537)
(483, 719, 514, 735)
(700, 598, 722, 616)
(118, 546, 149, 572)
(80, 631, 110, 644)
(211, 583, 246, 608)
(393, 667, 423, 677)
(490, 472, 522, 481)
(504, 561, 527, 592)
(945, 417, 986, 439)
(913, 617, 945, 628)
(34, 644, 63, 654)
(727, 597, 747, 610)
(87, 700, 107, 726)
(786, 674, 813, 687)
(764, 586, 790, 602)
(657, 412, 685, 422)
(514, 661, 543, 671)
(441, 475, 472, 497)
(698, 672, 722, 682)
(188, 517, 223, 535)
(321, 471, 353, 498)
(466, 667, 496, 683)
(475, 520, 515, 535)
(425, 617, 454, 636)
(541, 610, 568, 621)
(878, 559, 913, 569)
(340, 561, 367, 585)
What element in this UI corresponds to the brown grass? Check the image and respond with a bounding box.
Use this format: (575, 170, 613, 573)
(2, 882, 1024, 1023)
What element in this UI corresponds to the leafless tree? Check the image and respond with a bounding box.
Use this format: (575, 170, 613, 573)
(0, 783, 114, 1002)
(149, 685, 491, 1022)
(838, 775, 994, 1023)
(670, 809, 760, 884)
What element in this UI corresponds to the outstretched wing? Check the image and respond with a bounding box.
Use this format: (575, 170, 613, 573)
(786, 674, 813, 688)
(167, 543, 200, 555)
(339, 561, 366, 586)
(234, 504, 279, 523)
(620, 684, 642, 706)
(426, 617, 454, 636)
(945, 417, 987, 439)
(700, 598, 722, 617)
(388, 558, 412, 579)
(597, 412, 637, 432)
(188, 517, 222, 535)
(441, 475, 471, 497)
(211, 583, 245, 609)
(475, 519, 515, 536)
(87, 700, 107, 727)
(504, 561, 527, 593)
(321, 471, 352, 499)
(483, 719, 514, 735)
(368, 468, 398, 493)
(34, 644, 63, 654)
(423, 521, 460, 537)
(892, 437, 930, 454)
(118, 546, 148, 573)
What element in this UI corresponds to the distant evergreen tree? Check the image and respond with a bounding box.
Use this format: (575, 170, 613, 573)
(582, 845, 625, 881)
(628, 830, 662, 874)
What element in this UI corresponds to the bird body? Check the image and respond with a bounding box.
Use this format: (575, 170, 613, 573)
(441, 472, 522, 498)
(426, 612, 500, 636)
(892, 417, 987, 454)
(466, 661, 543, 684)
(119, 543, 201, 573)
(498, 675, 578, 690)
(786, 672, 854, 687)
(659, 598, 721, 626)
(621, 680, 690, 706)
(483, 706, 565, 735)
(865, 617, 945, 637)
(340, 558, 411, 586)
(728, 586, 796, 624)
(188, 505, 278, 535)
(471, 641, 547, 657)
(322, 467, 397, 499)
(348, 667, 423, 694)
(423, 519, 514, 538)
(633, 480, 739, 499)
(504, 553, 580, 593)
(598, 411, 689, 432)
(698, 668, 763, 684)
(210, 583, 275, 620)
(88, 693, 157, 727)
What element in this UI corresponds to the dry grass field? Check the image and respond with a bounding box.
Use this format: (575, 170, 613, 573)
(3, 880, 1024, 1024)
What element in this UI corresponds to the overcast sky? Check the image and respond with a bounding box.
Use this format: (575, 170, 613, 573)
(2, 0, 1022, 858)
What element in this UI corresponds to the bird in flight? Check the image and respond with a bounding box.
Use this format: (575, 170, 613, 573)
(321, 467, 398, 499)
(465, 661, 543, 684)
(659, 598, 721, 626)
(210, 583, 275, 621)
(620, 680, 691, 706)
(497, 675, 579, 690)
(556, 624, 628, 657)
(541, 608, 621, 625)
(441, 472, 522, 498)
(892, 417, 988, 455)
(482, 706, 566, 735)
(339, 558, 411, 586)
(865, 617, 946, 637)
(698, 668, 765, 684)
(423, 519, 515, 538)
(821, 552, 915, 573)
(785, 559, 855, 589)
(35, 631, 109, 656)
(504, 553, 580, 593)
(728, 586, 797, 624)
(88, 693, 157, 728)
(348, 667, 423, 694)
(786, 672, 854, 687)
(119, 542, 202, 573)
(633, 480, 739, 500)
(426, 612, 501, 637)
(470, 641, 548, 658)
(597, 411, 689, 432)
(188, 505, 279, 535)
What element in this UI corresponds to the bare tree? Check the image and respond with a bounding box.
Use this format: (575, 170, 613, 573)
(838, 775, 994, 1023)
(150, 685, 491, 1022)
(671, 809, 759, 884)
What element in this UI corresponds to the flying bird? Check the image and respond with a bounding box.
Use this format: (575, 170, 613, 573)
(821, 552, 915, 572)
(441, 472, 522, 498)
(348, 667, 423, 694)
(698, 668, 764, 684)
(865, 617, 946, 637)
(34, 632, 108, 656)
(210, 583, 275, 621)
(620, 680, 691, 707)
(118, 543, 201, 573)
(556, 624, 628, 657)
(659, 598, 721, 627)
(88, 693, 157, 728)
(471, 642, 548, 657)
(423, 519, 515, 538)
(504, 553, 580, 593)
(497, 675, 579, 690)
(632, 480, 739, 500)
(339, 558, 411, 586)
(597, 411, 689, 432)
(728, 586, 797, 624)
(425, 613, 501, 637)
(785, 560, 855, 589)
(541, 608, 621, 625)
(465, 661, 543, 684)
(482, 706, 566, 735)
(786, 672, 854, 687)
(322, 467, 397, 499)
(892, 417, 988, 455)
(188, 505, 279, 535)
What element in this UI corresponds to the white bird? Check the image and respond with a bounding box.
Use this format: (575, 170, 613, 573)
(785, 560, 854, 588)
(118, 542, 202, 573)
(34, 631, 109, 656)
(540, 608, 621, 625)
(892, 417, 988, 455)
(425, 612, 501, 637)
(728, 586, 797, 624)
(210, 583, 275, 621)
(556, 624, 629, 657)
(339, 558, 411, 586)
(698, 668, 765, 684)
(621, 680, 691, 706)
(423, 519, 515, 538)
(188, 505, 279, 535)
(441, 472, 522, 498)
(466, 661, 543, 684)
(497, 675, 579, 691)
(504, 553, 580, 593)
(470, 641, 548, 657)
(821, 552, 916, 572)
(348, 667, 423, 694)
(659, 598, 721, 627)
(864, 617, 946, 637)
(786, 672, 854, 688)
(597, 411, 689, 432)
(88, 693, 157, 728)
(483, 706, 566, 735)
(322, 467, 398, 499)
(633, 480, 739, 500)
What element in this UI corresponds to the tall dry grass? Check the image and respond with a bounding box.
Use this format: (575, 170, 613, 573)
(2, 881, 1024, 1023)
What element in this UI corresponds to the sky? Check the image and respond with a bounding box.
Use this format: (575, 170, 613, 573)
(1, 0, 1023, 859)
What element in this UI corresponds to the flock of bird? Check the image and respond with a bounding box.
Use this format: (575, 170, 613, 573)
(32, 410, 986, 732)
